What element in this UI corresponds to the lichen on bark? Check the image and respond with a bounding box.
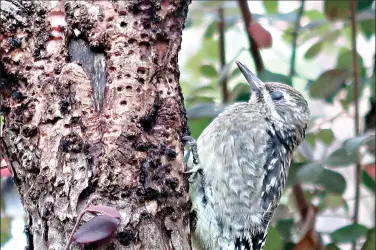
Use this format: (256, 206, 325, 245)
(0, 0, 192, 249)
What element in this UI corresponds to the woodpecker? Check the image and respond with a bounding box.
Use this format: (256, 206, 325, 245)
(185, 61, 310, 250)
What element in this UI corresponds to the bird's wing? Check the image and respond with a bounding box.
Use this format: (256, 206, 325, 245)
(252, 129, 289, 250)
(234, 237, 252, 250)
(218, 115, 281, 250)
(232, 126, 289, 250)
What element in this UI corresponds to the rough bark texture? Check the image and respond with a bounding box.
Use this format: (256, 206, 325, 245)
(0, 1, 192, 249)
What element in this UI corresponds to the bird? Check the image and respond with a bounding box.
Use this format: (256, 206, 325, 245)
(184, 61, 310, 250)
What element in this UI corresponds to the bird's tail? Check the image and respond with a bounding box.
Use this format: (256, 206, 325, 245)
(234, 237, 251, 250)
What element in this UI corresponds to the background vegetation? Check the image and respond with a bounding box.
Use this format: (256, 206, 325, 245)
(1, 1, 375, 249)
(179, 0, 375, 249)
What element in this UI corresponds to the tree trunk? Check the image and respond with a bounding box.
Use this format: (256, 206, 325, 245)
(0, 1, 192, 249)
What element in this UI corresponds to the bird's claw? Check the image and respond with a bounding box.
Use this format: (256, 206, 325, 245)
(185, 167, 204, 183)
(184, 169, 198, 174)
(182, 135, 200, 165)
(182, 135, 196, 146)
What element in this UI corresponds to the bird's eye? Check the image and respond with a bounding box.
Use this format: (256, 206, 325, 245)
(271, 91, 284, 101)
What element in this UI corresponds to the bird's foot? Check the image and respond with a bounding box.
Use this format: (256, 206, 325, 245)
(184, 164, 202, 182)
(182, 135, 200, 165)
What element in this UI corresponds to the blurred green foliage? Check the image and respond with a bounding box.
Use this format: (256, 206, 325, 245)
(181, 0, 375, 249)
(0, 217, 11, 246)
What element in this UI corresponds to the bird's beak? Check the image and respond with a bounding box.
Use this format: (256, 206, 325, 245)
(235, 61, 263, 96)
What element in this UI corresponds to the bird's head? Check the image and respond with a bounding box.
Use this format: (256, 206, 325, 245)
(236, 61, 310, 146)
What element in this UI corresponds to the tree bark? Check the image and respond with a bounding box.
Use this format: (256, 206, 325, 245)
(0, 1, 192, 249)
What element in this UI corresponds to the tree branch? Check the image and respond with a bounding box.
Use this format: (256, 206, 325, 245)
(351, 0, 361, 249)
(237, 0, 264, 74)
(293, 183, 324, 250)
(218, 7, 229, 103)
(289, 0, 305, 79)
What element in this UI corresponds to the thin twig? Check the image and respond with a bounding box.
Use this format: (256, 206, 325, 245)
(218, 7, 229, 103)
(351, 0, 361, 221)
(293, 184, 310, 219)
(65, 200, 94, 250)
(289, 0, 305, 79)
(293, 184, 324, 250)
(300, 205, 316, 236)
(237, 0, 264, 74)
(350, 0, 361, 249)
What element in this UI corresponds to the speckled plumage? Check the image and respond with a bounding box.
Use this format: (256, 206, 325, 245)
(187, 62, 310, 250)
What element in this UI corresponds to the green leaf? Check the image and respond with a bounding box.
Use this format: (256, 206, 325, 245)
(316, 169, 346, 194)
(284, 242, 295, 250)
(202, 38, 219, 60)
(309, 69, 349, 99)
(357, 0, 374, 12)
(326, 243, 341, 250)
(343, 25, 353, 42)
(282, 25, 294, 43)
(303, 189, 315, 202)
(324, 0, 351, 21)
(345, 77, 368, 105)
(337, 48, 366, 77)
(276, 219, 294, 241)
(299, 23, 331, 47)
(325, 193, 345, 209)
(316, 129, 335, 145)
(305, 133, 316, 147)
(305, 10, 326, 21)
(263, 0, 278, 15)
(259, 70, 291, 86)
(0, 217, 11, 246)
(302, 29, 341, 63)
(324, 134, 375, 167)
(360, 19, 375, 40)
(200, 65, 217, 78)
(305, 41, 324, 59)
(343, 133, 375, 153)
(362, 169, 376, 192)
(362, 227, 376, 250)
(297, 162, 324, 183)
(286, 162, 305, 187)
(264, 226, 283, 250)
(330, 224, 368, 243)
(204, 21, 216, 40)
(324, 29, 342, 41)
(325, 148, 357, 167)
